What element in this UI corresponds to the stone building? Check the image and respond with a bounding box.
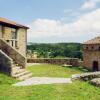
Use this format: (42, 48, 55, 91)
(0, 17, 32, 80)
(27, 50, 38, 58)
(83, 37, 100, 71)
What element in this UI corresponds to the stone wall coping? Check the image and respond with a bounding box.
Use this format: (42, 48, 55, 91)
(28, 58, 79, 60)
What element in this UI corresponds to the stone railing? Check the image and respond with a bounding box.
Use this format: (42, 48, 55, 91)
(27, 58, 79, 66)
(6, 39, 18, 49)
(0, 38, 26, 68)
(0, 50, 13, 75)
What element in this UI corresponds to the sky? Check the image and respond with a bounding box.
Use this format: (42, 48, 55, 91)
(0, 0, 100, 43)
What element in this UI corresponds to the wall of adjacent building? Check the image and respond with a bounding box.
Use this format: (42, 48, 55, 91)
(83, 45, 100, 71)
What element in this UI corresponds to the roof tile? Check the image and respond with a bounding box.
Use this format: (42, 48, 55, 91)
(83, 36, 100, 44)
(0, 17, 29, 29)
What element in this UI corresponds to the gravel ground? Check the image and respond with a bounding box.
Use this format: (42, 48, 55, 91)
(13, 77, 72, 86)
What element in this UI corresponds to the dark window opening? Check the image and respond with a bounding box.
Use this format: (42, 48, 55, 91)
(86, 47, 88, 50)
(99, 46, 100, 50)
(15, 41, 18, 47)
(93, 61, 99, 71)
(12, 41, 13, 47)
(91, 46, 94, 50)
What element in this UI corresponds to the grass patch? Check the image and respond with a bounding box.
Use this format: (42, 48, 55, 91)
(27, 64, 86, 78)
(0, 72, 17, 85)
(0, 64, 99, 100)
(0, 80, 100, 100)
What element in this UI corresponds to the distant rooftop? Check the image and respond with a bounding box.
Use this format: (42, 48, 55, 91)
(0, 17, 29, 29)
(83, 36, 100, 44)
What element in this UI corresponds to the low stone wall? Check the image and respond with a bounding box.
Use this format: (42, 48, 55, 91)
(0, 50, 13, 75)
(72, 71, 100, 81)
(78, 61, 84, 66)
(27, 58, 80, 66)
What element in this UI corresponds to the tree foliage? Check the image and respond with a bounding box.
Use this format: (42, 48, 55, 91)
(27, 43, 83, 59)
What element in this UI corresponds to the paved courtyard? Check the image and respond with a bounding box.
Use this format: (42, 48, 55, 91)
(13, 77, 72, 86)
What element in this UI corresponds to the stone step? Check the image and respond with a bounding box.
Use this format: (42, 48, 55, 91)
(11, 63, 33, 80)
(12, 67, 21, 70)
(18, 73, 33, 80)
(13, 70, 30, 78)
(12, 69, 26, 75)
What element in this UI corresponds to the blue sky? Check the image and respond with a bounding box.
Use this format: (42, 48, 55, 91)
(0, 0, 84, 23)
(0, 0, 100, 43)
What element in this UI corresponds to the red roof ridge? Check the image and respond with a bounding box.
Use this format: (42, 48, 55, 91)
(0, 17, 29, 29)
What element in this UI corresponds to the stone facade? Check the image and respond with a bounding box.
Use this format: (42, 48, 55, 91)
(83, 37, 100, 71)
(0, 26, 27, 56)
(0, 39, 26, 68)
(0, 17, 29, 76)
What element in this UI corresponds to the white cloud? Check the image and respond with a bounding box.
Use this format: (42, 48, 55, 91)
(81, 0, 100, 10)
(81, 0, 96, 10)
(28, 9, 100, 43)
(92, 0, 100, 2)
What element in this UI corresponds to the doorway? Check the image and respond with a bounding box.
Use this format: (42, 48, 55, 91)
(93, 61, 99, 71)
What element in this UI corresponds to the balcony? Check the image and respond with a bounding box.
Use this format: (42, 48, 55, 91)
(6, 39, 19, 49)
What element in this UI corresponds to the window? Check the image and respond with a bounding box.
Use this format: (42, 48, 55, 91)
(86, 47, 88, 50)
(11, 41, 14, 46)
(11, 28, 17, 39)
(99, 46, 100, 50)
(15, 41, 18, 47)
(91, 46, 94, 49)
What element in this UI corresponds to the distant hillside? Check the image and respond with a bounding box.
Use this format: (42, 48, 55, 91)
(27, 43, 83, 59)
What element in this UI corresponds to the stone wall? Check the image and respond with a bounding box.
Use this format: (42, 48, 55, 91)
(27, 58, 80, 66)
(17, 28, 27, 57)
(0, 50, 13, 75)
(83, 49, 100, 71)
(72, 71, 100, 81)
(83, 44, 100, 71)
(78, 61, 84, 67)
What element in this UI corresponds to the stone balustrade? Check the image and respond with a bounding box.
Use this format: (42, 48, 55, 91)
(0, 38, 26, 68)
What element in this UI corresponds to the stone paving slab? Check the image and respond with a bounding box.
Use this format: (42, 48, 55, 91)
(13, 77, 72, 86)
(26, 63, 41, 67)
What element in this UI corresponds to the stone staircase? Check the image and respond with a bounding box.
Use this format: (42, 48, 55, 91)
(0, 38, 33, 80)
(12, 64, 33, 80)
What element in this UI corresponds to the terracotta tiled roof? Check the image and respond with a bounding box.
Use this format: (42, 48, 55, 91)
(0, 17, 29, 29)
(83, 36, 100, 44)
